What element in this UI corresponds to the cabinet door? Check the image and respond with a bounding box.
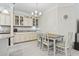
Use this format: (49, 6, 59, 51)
(5, 14, 11, 25)
(24, 32, 29, 41)
(0, 13, 1, 25)
(14, 33, 25, 43)
(23, 17, 33, 26)
(14, 34, 20, 43)
(30, 32, 37, 40)
(33, 18, 36, 26)
(27, 18, 33, 26)
(0, 14, 6, 25)
(0, 39, 9, 56)
(23, 17, 28, 26)
(20, 33, 25, 42)
(33, 18, 38, 27)
(20, 16, 23, 25)
(15, 16, 19, 25)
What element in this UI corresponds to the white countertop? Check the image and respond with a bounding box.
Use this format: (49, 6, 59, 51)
(0, 34, 14, 40)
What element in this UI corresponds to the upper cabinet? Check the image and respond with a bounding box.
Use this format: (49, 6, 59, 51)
(14, 16, 19, 25)
(14, 15, 33, 26)
(20, 16, 23, 25)
(33, 18, 38, 27)
(0, 13, 11, 25)
(0, 13, 39, 27)
(14, 15, 24, 26)
(23, 16, 33, 26)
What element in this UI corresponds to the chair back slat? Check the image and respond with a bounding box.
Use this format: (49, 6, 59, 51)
(65, 32, 73, 48)
(37, 33, 43, 41)
(42, 33, 47, 42)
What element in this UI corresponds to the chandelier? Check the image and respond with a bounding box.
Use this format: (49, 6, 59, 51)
(31, 3, 42, 17)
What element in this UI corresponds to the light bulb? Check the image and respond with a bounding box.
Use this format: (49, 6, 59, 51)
(32, 12, 34, 15)
(39, 12, 42, 16)
(35, 10, 38, 14)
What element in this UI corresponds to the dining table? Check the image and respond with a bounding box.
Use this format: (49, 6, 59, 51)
(47, 34, 64, 56)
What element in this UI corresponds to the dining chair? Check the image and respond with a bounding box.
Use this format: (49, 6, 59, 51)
(42, 33, 53, 55)
(37, 33, 43, 49)
(56, 32, 73, 56)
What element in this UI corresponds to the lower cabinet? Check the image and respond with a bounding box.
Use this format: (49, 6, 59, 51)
(14, 32, 37, 43)
(0, 39, 9, 56)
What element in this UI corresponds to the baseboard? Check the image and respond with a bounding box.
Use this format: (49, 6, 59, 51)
(14, 39, 37, 45)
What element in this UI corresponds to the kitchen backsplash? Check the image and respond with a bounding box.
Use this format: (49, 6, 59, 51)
(0, 26, 10, 33)
(14, 26, 37, 32)
(0, 26, 38, 33)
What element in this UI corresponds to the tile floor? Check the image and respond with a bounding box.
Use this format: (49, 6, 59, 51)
(9, 41, 79, 56)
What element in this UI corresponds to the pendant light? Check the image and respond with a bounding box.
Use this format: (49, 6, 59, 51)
(31, 3, 42, 17)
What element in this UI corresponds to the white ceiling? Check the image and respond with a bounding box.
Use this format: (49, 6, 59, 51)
(14, 3, 57, 14)
(0, 3, 75, 14)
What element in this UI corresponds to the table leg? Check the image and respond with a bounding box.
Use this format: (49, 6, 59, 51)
(54, 39, 56, 56)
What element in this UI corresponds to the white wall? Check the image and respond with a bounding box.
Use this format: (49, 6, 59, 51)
(57, 5, 76, 42)
(39, 7, 58, 33)
(39, 4, 79, 42)
(14, 10, 30, 16)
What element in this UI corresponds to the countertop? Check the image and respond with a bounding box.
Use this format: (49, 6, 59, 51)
(0, 35, 14, 40)
(0, 33, 10, 34)
(14, 30, 37, 32)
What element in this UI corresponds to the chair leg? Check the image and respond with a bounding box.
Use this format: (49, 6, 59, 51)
(47, 45, 49, 55)
(42, 44, 44, 51)
(69, 47, 72, 56)
(37, 41, 39, 46)
(40, 42, 42, 49)
(65, 48, 67, 56)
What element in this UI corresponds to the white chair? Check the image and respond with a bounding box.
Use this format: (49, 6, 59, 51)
(42, 33, 53, 55)
(56, 32, 73, 56)
(37, 33, 43, 48)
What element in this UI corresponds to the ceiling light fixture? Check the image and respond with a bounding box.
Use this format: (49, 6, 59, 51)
(31, 3, 42, 17)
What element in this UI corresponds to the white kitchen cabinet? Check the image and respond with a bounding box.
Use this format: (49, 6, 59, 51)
(14, 15, 24, 26)
(14, 33, 25, 43)
(33, 18, 38, 27)
(0, 13, 6, 25)
(0, 13, 11, 25)
(23, 17, 28, 26)
(20, 16, 23, 25)
(14, 16, 19, 25)
(14, 15, 33, 26)
(0, 39, 9, 56)
(14, 32, 37, 43)
(14, 34, 21, 43)
(23, 17, 33, 26)
(5, 14, 11, 25)
(0, 34, 10, 56)
(27, 18, 33, 26)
